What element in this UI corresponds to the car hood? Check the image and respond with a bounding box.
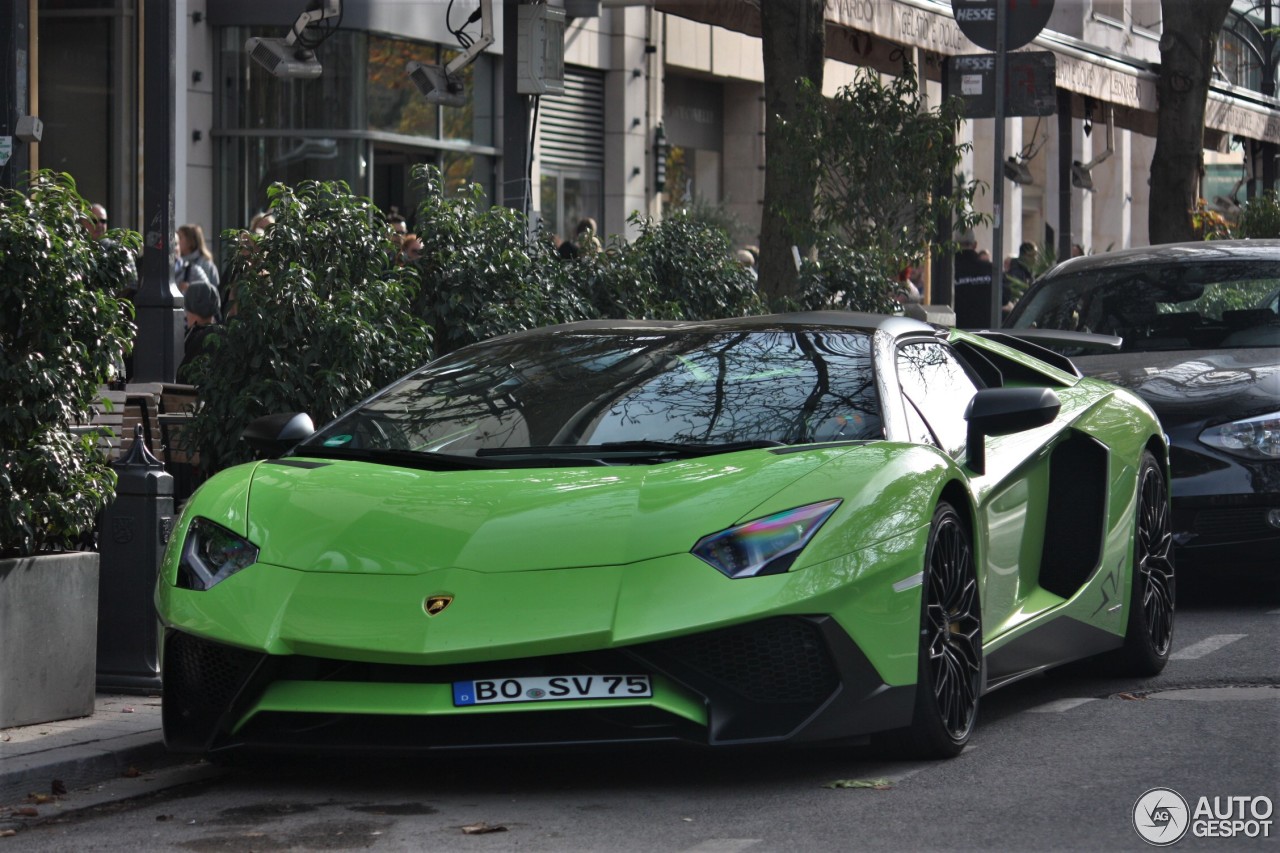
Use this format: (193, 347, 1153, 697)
(1073, 349, 1280, 427)
(239, 448, 853, 574)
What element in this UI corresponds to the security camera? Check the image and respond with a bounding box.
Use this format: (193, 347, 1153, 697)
(1003, 156, 1033, 186)
(246, 37, 323, 80)
(407, 61, 466, 106)
(1070, 160, 1095, 192)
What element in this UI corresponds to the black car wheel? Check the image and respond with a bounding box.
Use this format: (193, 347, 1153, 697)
(900, 501, 983, 759)
(1112, 450, 1175, 675)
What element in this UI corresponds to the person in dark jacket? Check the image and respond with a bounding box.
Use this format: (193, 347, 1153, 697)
(179, 281, 223, 383)
(953, 230, 1010, 328)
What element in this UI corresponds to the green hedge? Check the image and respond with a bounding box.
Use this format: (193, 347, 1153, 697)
(0, 172, 137, 556)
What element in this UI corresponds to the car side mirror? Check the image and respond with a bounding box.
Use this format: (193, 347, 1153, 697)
(964, 387, 1061, 475)
(241, 412, 315, 458)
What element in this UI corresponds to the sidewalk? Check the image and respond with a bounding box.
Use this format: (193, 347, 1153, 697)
(0, 692, 170, 807)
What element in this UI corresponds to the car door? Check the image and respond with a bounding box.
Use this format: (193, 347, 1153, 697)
(894, 340, 1052, 640)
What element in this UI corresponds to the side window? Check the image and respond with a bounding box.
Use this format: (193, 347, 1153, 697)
(896, 342, 980, 458)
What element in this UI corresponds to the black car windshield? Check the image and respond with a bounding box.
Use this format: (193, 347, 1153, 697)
(1009, 261, 1280, 354)
(299, 329, 883, 461)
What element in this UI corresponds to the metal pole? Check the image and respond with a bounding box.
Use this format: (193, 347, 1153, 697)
(1057, 87, 1073, 263)
(133, 0, 183, 383)
(990, 1, 1007, 329)
(0, 0, 31, 189)
(501, 0, 530, 216)
(935, 60, 955, 311)
(1264, 0, 1277, 193)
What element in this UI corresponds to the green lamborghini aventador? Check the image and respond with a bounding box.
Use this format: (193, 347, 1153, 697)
(156, 312, 1174, 759)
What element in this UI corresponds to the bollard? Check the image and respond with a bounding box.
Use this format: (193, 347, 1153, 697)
(96, 424, 173, 691)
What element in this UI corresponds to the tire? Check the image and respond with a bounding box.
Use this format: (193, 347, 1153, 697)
(896, 502, 983, 759)
(1111, 450, 1176, 676)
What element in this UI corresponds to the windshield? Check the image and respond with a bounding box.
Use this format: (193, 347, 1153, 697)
(1008, 261, 1279, 354)
(299, 329, 883, 461)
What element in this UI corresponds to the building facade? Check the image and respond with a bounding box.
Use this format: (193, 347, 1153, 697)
(5, 0, 1279, 277)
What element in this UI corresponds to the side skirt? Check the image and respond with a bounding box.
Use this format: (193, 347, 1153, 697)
(983, 616, 1123, 692)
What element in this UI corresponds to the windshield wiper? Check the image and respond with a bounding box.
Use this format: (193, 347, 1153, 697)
(477, 439, 784, 461)
(291, 444, 504, 471)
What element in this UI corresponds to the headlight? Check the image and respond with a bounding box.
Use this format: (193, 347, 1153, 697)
(177, 517, 260, 591)
(1199, 412, 1280, 460)
(691, 499, 842, 579)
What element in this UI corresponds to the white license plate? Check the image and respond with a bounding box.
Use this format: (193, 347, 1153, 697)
(452, 674, 652, 706)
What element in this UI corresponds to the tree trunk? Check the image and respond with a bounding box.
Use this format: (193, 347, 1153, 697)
(758, 0, 825, 308)
(1149, 0, 1232, 244)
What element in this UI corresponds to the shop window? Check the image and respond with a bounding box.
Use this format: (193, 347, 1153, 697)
(38, 0, 138, 229)
(540, 171, 602, 244)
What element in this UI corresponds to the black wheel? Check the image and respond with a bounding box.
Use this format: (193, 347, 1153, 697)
(1112, 451, 1175, 675)
(897, 502, 983, 759)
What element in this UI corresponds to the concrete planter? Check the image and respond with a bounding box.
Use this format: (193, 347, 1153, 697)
(0, 551, 100, 728)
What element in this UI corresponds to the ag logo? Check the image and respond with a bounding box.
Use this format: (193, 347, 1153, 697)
(423, 595, 453, 616)
(1133, 787, 1190, 846)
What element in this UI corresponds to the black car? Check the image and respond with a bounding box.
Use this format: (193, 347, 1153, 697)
(1005, 240, 1279, 569)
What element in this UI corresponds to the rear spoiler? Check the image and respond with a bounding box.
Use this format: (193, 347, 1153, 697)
(970, 329, 1123, 379)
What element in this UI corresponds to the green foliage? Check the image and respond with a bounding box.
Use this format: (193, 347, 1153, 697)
(580, 210, 764, 321)
(409, 167, 593, 355)
(182, 179, 434, 472)
(793, 238, 901, 315)
(407, 167, 762, 354)
(778, 66, 984, 297)
(665, 194, 747, 246)
(0, 171, 137, 556)
(184, 168, 766, 475)
(1231, 192, 1280, 239)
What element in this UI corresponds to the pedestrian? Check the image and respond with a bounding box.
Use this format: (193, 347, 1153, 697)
(249, 211, 275, 236)
(1005, 243, 1037, 312)
(556, 236, 580, 260)
(574, 217, 602, 254)
(388, 210, 408, 237)
(734, 248, 758, 284)
(397, 232, 424, 265)
(82, 202, 109, 240)
(953, 230, 1006, 328)
(179, 280, 223, 383)
(177, 224, 221, 290)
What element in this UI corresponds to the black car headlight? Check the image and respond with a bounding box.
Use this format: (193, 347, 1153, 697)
(1199, 412, 1280, 460)
(692, 499, 841, 579)
(177, 517, 260, 591)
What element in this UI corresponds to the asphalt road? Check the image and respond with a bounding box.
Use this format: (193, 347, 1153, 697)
(7, 570, 1278, 853)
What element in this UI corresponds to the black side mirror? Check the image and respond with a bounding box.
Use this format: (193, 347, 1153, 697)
(964, 387, 1061, 475)
(241, 412, 315, 458)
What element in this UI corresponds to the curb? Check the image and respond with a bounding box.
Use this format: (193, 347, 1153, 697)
(0, 731, 175, 808)
(0, 761, 223, 835)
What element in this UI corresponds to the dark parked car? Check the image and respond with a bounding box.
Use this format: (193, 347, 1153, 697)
(1006, 240, 1279, 569)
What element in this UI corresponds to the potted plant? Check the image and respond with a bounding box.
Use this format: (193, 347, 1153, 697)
(0, 171, 136, 728)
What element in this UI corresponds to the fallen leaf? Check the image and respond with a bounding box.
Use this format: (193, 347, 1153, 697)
(25, 794, 51, 805)
(461, 822, 508, 835)
(14, 807, 38, 817)
(1117, 692, 1147, 701)
(51, 780, 67, 795)
(122, 767, 141, 778)
(824, 778, 893, 790)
